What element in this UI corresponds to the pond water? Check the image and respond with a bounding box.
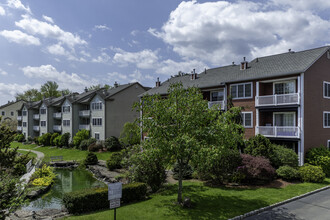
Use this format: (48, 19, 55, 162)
(23, 168, 105, 211)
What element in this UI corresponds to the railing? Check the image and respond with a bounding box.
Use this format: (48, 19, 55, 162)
(33, 126, 40, 131)
(208, 100, 225, 110)
(17, 126, 22, 131)
(79, 124, 90, 130)
(53, 125, 62, 131)
(17, 116, 22, 121)
(255, 93, 300, 107)
(79, 110, 90, 117)
(257, 126, 300, 138)
(53, 112, 62, 119)
(33, 114, 40, 120)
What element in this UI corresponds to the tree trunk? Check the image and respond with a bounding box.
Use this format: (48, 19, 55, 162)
(177, 163, 183, 204)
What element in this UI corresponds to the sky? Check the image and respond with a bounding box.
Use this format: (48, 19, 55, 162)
(0, 0, 329, 105)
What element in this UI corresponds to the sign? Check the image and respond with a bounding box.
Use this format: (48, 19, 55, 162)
(26, 159, 32, 173)
(108, 182, 122, 200)
(110, 198, 121, 209)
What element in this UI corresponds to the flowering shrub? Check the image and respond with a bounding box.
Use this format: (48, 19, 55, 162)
(31, 164, 56, 186)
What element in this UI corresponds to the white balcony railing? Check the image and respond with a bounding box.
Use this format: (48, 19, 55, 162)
(79, 110, 90, 117)
(257, 126, 300, 138)
(33, 114, 40, 120)
(17, 126, 22, 131)
(53, 112, 62, 119)
(255, 93, 300, 107)
(79, 124, 90, 130)
(53, 125, 62, 131)
(208, 100, 225, 110)
(17, 116, 22, 121)
(33, 126, 40, 131)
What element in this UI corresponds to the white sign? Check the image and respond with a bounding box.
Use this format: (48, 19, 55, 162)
(108, 182, 122, 200)
(110, 198, 121, 209)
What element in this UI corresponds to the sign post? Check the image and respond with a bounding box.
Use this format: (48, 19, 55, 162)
(108, 182, 122, 220)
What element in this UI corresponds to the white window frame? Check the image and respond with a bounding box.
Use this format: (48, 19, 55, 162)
(92, 117, 102, 126)
(11, 111, 14, 116)
(63, 119, 70, 127)
(324, 111, 330, 128)
(1, 111, 4, 116)
(273, 80, 296, 95)
(230, 82, 253, 99)
(62, 106, 70, 113)
(22, 122, 27, 127)
(211, 89, 225, 101)
(323, 81, 330, 99)
(94, 132, 100, 140)
(273, 112, 296, 127)
(22, 110, 27, 116)
(241, 111, 253, 128)
(40, 108, 47, 115)
(91, 102, 102, 111)
(40, 121, 46, 127)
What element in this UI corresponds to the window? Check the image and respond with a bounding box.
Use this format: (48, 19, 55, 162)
(230, 83, 252, 99)
(95, 133, 100, 140)
(23, 122, 27, 127)
(324, 112, 330, 128)
(241, 112, 253, 128)
(62, 106, 70, 113)
(11, 111, 14, 116)
(92, 118, 102, 126)
(328, 140, 330, 149)
(1, 111, 5, 116)
(22, 110, 27, 116)
(324, 81, 330, 98)
(91, 102, 102, 110)
(211, 90, 224, 101)
(40, 121, 46, 127)
(274, 81, 295, 95)
(40, 108, 46, 114)
(274, 112, 295, 126)
(63, 120, 70, 127)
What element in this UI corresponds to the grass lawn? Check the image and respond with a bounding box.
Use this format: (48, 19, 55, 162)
(17, 149, 38, 159)
(64, 179, 330, 220)
(11, 142, 113, 162)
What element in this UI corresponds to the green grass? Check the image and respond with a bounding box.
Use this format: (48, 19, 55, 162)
(17, 149, 38, 159)
(11, 142, 113, 162)
(64, 179, 330, 220)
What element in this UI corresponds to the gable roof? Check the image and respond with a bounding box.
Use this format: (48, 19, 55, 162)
(142, 46, 330, 96)
(0, 100, 25, 109)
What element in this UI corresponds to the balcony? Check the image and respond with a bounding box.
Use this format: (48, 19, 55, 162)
(208, 101, 225, 110)
(53, 125, 62, 131)
(255, 93, 300, 107)
(257, 126, 300, 138)
(33, 126, 40, 131)
(53, 112, 62, 119)
(17, 116, 22, 121)
(79, 124, 90, 130)
(79, 110, 90, 117)
(33, 114, 40, 120)
(17, 126, 22, 131)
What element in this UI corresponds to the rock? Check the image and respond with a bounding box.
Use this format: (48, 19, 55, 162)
(182, 197, 192, 208)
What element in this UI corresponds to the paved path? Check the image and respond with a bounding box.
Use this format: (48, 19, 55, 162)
(19, 149, 45, 185)
(18, 149, 44, 160)
(245, 188, 330, 220)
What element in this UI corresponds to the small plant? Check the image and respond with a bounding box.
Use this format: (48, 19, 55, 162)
(31, 164, 56, 186)
(73, 129, 89, 147)
(84, 152, 98, 165)
(105, 136, 121, 151)
(106, 152, 123, 171)
(299, 164, 325, 183)
(88, 141, 103, 152)
(276, 165, 300, 181)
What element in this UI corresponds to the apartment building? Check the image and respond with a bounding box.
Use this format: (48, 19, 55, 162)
(17, 82, 149, 141)
(0, 100, 25, 123)
(142, 46, 330, 165)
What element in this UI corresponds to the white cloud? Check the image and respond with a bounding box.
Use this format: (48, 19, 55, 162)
(0, 6, 5, 16)
(0, 82, 40, 104)
(0, 30, 40, 45)
(46, 43, 81, 61)
(271, 0, 330, 11)
(15, 15, 87, 48)
(7, 0, 31, 14)
(156, 59, 207, 76)
(42, 15, 54, 23)
(94, 24, 111, 31)
(150, 0, 330, 65)
(106, 72, 128, 84)
(113, 49, 159, 69)
(129, 70, 143, 83)
(92, 52, 110, 63)
(80, 50, 91, 57)
(0, 69, 8, 76)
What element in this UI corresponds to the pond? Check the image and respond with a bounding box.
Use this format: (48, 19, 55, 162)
(23, 168, 105, 211)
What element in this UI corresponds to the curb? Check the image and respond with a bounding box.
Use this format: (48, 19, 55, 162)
(228, 185, 330, 220)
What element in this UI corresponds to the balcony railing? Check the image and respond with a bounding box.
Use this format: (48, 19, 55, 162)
(257, 126, 300, 138)
(208, 100, 225, 110)
(79, 124, 90, 130)
(33, 126, 40, 131)
(53, 112, 62, 119)
(17, 116, 22, 121)
(79, 110, 90, 117)
(53, 125, 62, 131)
(17, 126, 22, 131)
(33, 114, 40, 120)
(255, 93, 300, 107)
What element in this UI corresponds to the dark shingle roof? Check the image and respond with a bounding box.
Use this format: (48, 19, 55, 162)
(142, 46, 330, 96)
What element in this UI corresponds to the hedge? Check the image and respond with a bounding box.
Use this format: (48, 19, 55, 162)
(63, 182, 147, 214)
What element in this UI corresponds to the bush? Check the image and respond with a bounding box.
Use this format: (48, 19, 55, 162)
(240, 154, 276, 185)
(244, 134, 274, 159)
(63, 182, 147, 214)
(61, 132, 70, 148)
(315, 156, 330, 177)
(80, 138, 97, 151)
(88, 141, 103, 152)
(305, 146, 330, 165)
(33, 136, 39, 145)
(54, 135, 62, 147)
(31, 164, 56, 186)
(270, 145, 298, 168)
(14, 133, 25, 142)
(84, 152, 98, 165)
(50, 133, 59, 146)
(172, 162, 193, 180)
(119, 122, 140, 147)
(299, 164, 325, 183)
(73, 129, 89, 147)
(105, 136, 122, 151)
(106, 152, 123, 170)
(276, 165, 300, 181)
(38, 133, 52, 146)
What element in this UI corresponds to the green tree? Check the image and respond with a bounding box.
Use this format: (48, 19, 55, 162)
(88, 84, 112, 91)
(119, 122, 140, 146)
(15, 88, 42, 101)
(40, 81, 60, 98)
(0, 116, 17, 169)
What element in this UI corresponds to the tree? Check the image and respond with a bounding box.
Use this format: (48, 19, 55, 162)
(88, 84, 111, 91)
(40, 81, 60, 98)
(15, 88, 42, 101)
(0, 116, 17, 169)
(136, 83, 236, 203)
(119, 122, 140, 146)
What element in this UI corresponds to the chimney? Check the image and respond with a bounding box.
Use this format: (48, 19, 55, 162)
(240, 57, 248, 70)
(84, 87, 88, 92)
(114, 81, 118, 88)
(191, 69, 197, 80)
(232, 61, 235, 65)
(155, 77, 161, 87)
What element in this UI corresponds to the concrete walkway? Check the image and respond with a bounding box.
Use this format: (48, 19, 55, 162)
(245, 188, 330, 220)
(19, 149, 44, 185)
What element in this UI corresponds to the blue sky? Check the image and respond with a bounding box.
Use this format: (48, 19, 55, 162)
(0, 0, 329, 104)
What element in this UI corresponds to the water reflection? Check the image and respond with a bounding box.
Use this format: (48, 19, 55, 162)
(23, 168, 105, 211)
